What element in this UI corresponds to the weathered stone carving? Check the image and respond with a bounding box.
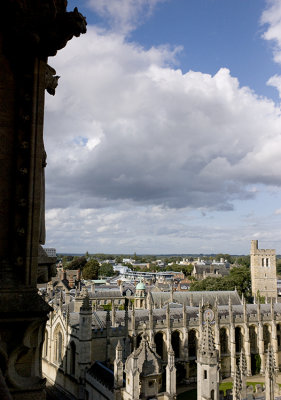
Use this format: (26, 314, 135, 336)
(0, 1, 86, 398)
(45, 64, 60, 96)
(1, 2, 87, 58)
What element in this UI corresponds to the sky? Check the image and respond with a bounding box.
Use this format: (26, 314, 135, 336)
(44, 0, 281, 255)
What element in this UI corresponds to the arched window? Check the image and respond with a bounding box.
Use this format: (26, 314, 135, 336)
(43, 330, 48, 358)
(171, 331, 180, 358)
(188, 330, 197, 358)
(136, 333, 142, 348)
(263, 325, 271, 350)
(220, 328, 228, 354)
(235, 327, 243, 353)
(54, 326, 64, 364)
(70, 342, 76, 375)
(249, 326, 257, 353)
(155, 332, 164, 359)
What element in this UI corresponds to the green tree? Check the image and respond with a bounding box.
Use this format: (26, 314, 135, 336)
(189, 266, 251, 301)
(276, 259, 281, 276)
(235, 256, 250, 268)
(99, 263, 114, 277)
(65, 256, 87, 270)
(215, 253, 234, 264)
(82, 259, 100, 279)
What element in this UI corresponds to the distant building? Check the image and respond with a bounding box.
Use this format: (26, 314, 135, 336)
(43, 247, 57, 257)
(250, 240, 277, 299)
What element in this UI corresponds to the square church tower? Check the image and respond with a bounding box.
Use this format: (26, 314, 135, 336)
(250, 240, 277, 300)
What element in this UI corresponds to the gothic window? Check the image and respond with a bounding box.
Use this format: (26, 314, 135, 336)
(70, 341, 76, 375)
(188, 329, 197, 358)
(171, 331, 180, 358)
(235, 327, 243, 353)
(155, 332, 164, 359)
(220, 328, 228, 354)
(43, 330, 48, 358)
(263, 325, 271, 350)
(54, 326, 64, 365)
(249, 326, 257, 353)
(136, 333, 142, 348)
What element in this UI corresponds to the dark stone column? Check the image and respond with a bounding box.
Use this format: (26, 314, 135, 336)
(0, 2, 86, 398)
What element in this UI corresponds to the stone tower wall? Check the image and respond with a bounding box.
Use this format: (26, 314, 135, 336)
(250, 240, 277, 299)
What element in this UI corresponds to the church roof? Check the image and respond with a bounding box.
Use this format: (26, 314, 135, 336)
(150, 290, 242, 307)
(66, 301, 281, 329)
(87, 361, 114, 392)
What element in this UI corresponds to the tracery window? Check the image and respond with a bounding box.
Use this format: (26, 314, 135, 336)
(171, 331, 180, 358)
(54, 326, 64, 365)
(188, 329, 197, 358)
(263, 325, 271, 350)
(249, 326, 257, 353)
(235, 327, 243, 353)
(70, 341, 76, 375)
(220, 328, 228, 354)
(43, 330, 48, 358)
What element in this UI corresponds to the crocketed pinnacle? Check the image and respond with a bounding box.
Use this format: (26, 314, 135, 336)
(266, 344, 277, 378)
(81, 294, 91, 311)
(201, 320, 216, 355)
(239, 349, 247, 377)
(233, 364, 242, 400)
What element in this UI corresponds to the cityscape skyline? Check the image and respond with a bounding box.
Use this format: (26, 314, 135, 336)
(44, 0, 281, 254)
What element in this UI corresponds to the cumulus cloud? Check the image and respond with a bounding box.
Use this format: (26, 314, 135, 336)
(267, 74, 281, 97)
(86, 0, 168, 35)
(45, 27, 281, 216)
(261, 0, 281, 64)
(43, 7, 281, 252)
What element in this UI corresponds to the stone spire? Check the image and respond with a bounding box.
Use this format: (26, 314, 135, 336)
(166, 347, 176, 397)
(239, 349, 247, 397)
(200, 320, 216, 355)
(114, 340, 124, 389)
(111, 300, 116, 327)
(124, 325, 162, 400)
(166, 303, 171, 329)
(265, 345, 277, 400)
(243, 295, 247, 323)
(182, 301, 187, 326)
(197, 320, 219, 400)
(131, 304, 135, 332)
(81, 293, 91, 311)
(59, 290, 63, 308)
(170, 285, 174, 303)
(232, 364, 242, 400)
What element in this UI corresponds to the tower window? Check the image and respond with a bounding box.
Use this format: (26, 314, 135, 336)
(204, 370, 207, 379)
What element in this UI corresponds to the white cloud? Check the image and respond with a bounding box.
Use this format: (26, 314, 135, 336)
(43, 18, 281, 252)
(261, 0, 281, 64)
(46, 28, 281, 213)
(86, 0, 168, 35)
(267, 74, 281, 97)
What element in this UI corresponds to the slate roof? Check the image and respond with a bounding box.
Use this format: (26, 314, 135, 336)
(150, 290, 242, 307)
(67, 300, 281, 329)
(87, 362, 114, 391)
